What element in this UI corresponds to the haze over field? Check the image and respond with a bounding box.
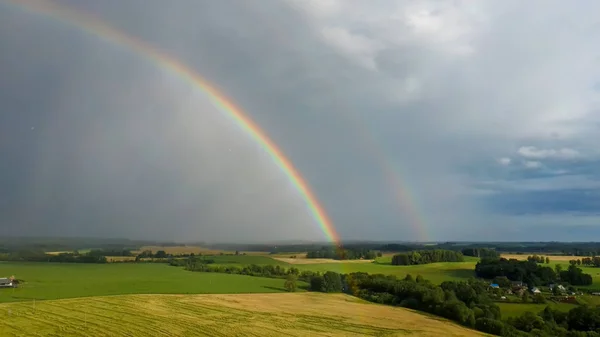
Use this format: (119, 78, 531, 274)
(1, 0, 600, 242)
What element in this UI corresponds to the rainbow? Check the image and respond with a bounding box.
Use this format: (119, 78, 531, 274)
(378, 151, 429, 242)
(355, 124, 429, 241)
(4, 0, 340, 244)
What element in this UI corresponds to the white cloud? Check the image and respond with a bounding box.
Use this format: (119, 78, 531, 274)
(517, 146, 582, 160)
(498, 157, 511, 166)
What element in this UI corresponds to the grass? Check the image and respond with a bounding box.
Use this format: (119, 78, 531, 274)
(209, 255, 291, 266)
(497, 302, 577, 319)
(0, 262, 304, 303)
(295, 261, 476, 284)
(288, 256, 480, 284)
(204, 254, 478, 284)
(0, 293, 487, 337)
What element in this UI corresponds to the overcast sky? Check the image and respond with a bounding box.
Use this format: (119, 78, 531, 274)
(1, 0, 599, 242)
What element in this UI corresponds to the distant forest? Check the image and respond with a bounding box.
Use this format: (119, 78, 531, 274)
(391, 250, 464, 265)
(212, 242, 600, 257)
(305, 247, 377, 260)
(7, 238, 600, 259)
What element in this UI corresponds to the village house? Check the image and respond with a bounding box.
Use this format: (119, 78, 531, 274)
(0, 277, 14, 288)
(510, 281, 526, 296)
(530, 287, 541, 294)
(549, 284, 566, 292)
(511, 281, 525, 288)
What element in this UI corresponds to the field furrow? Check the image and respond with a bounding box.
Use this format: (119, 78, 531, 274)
(0, 293, 487, 337)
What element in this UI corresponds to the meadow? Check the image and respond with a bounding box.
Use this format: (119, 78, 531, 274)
(0, 293, 487, 337)
(496, 302, 578, 319)
(0, 262, 305, 303)
(207, 254, 479, 284)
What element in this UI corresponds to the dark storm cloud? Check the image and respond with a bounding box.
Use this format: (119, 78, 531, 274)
(1, 0, 600, 241)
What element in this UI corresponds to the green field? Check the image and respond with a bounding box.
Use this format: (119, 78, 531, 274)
(0, 293, 487, 337)
(0, 262, 305, 303)
(296, 261, 475, 283)
(208, 255, 479, 284)
(497, 302, 577, 318)
(208, 255, 291, 266)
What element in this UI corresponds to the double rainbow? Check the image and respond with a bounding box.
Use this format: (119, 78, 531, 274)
(4, 0, 340, 244)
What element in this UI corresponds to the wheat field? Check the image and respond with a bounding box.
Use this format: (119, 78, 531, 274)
(0, 293, 486, 337)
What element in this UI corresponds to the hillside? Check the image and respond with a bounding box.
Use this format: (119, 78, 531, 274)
(0, 293, 487, 336)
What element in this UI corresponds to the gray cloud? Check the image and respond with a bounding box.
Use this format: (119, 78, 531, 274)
(1, 0, 600, 241)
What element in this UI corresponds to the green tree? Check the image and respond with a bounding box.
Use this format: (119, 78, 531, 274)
(322, 271, 343, 292)
(310, 275, 324, 292)
(552, 286, 561, 296)
(155, 250, 167, 258)
(284, 274, 297, 292)
(522, 292, 530, 303)
(404, 274, 414, 282)
(493, 276, 511, 288)
(545, 257, 550, 264)
(533, 293, 546, 304)
(475, 318, 505, 336)
(509, 311, 545, 332)
(376, 252, 383, 257)
(555, 264, 563, 277)
(415, 275, 425, 283)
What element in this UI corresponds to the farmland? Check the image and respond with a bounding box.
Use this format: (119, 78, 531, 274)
(0, 293, 486, 337)
(0, 262, 304, 303)
(207, 254, 479, 284)
(501, 254, 576, 262)
(5, 248, 600, 336)
(0, 255, 479, 305)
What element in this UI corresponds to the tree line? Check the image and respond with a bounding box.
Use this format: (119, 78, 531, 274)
(0, 250, 107, 263)
(475, 258, 592, 286)
(526, 255, 551, 264)
(391, 250, 464, 265)
(305, 247, 377, 260)
(461, 248, 500, 259)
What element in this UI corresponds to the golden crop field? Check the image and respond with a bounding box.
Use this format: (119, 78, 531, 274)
(0, 293, 487, 337)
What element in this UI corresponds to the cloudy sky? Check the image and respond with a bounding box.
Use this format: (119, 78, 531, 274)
(1, 0, 599, 242)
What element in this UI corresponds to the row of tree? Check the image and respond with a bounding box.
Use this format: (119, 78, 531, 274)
(475, 258, 592, 286)
(461, 248, 500, 259)
(305, 247, 378, 260)
(526, 255, 551, 264)
(391, 250, 464, 265)
(0, 250, 107, 263)
(573, 257, 600, 267)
